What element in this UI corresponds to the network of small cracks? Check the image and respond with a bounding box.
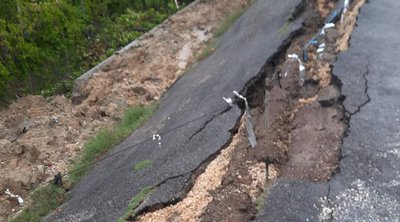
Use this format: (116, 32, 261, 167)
(133, 106, 240, 218)
(324, 59, 372, 222)
(340, 58, 371, 156)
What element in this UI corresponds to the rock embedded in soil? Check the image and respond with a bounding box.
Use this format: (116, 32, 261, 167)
(317, 85, 341, 107)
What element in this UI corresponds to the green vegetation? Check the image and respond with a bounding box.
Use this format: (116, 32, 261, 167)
(279, 8, 298, 36)
(133, 159, 153, 171)
(278, 21, 291, 35)
(69, 104, 157, 183)
(195, 41, 218, 61)
(118, 186, 154, 221)
(254, 179, 274, 212)
(254, 192, 266, 211)
(196, 8, 246, 61)
(0, 0, 193, 99)
(11, 104, 156, 222)
(11, 185, 65, 222)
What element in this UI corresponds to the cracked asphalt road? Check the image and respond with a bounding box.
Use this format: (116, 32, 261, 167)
(255, 0, 400, 221)
(45, 0, 304, 221)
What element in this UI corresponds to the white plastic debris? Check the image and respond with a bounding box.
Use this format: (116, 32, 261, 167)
(5, 189, 24, 207)
(223, 97, 234, 107)
(264, 90, 270, 137)
(299, 63, 306, 86)
(152, 134, 162, 147)
(341, 0, 350, 23)
(233, 91, 257, 148)
(288, 54, 306, 86)
(321, 23, 335, 35)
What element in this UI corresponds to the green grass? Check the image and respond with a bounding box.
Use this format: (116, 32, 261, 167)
(195, 40, 218, 61)
(278, 21, 291, 35)
(11, 104, 156, 222)
(118, 186, 154, 221)
(278, 8, 298, 36)
(254, 193, 266, 211)
(133, 159, 153, 171)
(254, 178, 275, 212)
(69, 104, 157, 184)
(11, 185, 65, 222)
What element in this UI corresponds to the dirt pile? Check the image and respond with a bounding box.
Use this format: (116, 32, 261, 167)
(72, 0, 251, 121)
(0, 0, 251, 220)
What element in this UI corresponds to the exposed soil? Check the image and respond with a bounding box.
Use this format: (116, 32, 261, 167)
(198, 1, 346, 220)
(134, 0, 366, 221)
(137, 117, 247, 222)
(0, 0, 366, 221)
(0, 0, 252, 220)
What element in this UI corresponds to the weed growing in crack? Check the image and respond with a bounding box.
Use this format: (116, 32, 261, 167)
(253, 176, 276, 212)
(118, 186, 154, 221)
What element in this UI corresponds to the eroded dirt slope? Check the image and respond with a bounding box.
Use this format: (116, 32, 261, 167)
(0, 0, 251, 220)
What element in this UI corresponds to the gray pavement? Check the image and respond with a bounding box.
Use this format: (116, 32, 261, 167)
(255, 0, 400, 221)
(45, 0, 305, 221)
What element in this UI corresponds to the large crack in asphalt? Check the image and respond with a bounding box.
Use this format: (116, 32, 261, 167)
(134, 0, 372, 221)
(348, 60, 370, 115)
(185, 107, 233, 144)
(133, 2, 309, 221)
(134, 28, 305, 222)
(252, 0, 370, 221)
(44, 0, 315, 221)
(133, 112, 241, 217)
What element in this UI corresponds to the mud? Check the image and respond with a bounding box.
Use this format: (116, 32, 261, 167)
(0, 0, 252, 220)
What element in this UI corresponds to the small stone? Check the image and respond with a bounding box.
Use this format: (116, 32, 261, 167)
(49, 116, 60, 126)
(131, 86, 147, 95)
(7, 159, 18, 168)
(317, 85, 341, 107)
(325, 29, 339, 43)
(37, 165, 45, 175)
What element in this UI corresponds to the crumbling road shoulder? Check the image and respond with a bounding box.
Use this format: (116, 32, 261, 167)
(256, 0, 400, 221)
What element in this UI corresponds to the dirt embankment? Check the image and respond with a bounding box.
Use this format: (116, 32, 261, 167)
(0, 0, 252, 220)
(135, 0, 365, 221)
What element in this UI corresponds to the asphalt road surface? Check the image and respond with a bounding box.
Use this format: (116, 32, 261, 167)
(46, 0, 304, 221)
(255, 0, 400, 221)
